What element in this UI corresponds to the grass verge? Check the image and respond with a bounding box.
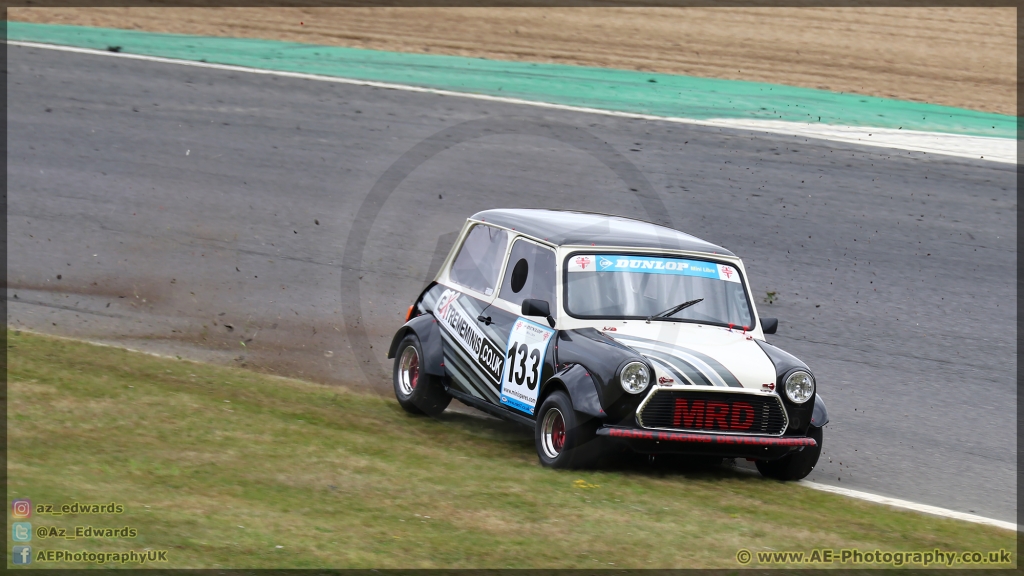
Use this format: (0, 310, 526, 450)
(7, 330, 1016, 568)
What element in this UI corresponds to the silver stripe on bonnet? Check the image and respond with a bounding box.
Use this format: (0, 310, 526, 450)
(614, 336, 742, 388)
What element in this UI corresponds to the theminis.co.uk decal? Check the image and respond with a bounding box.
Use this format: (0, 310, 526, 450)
(435, 289, 504, 383)
(567, 254, 740, 283)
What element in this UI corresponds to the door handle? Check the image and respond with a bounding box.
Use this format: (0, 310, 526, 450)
(476, 315, 492, 326)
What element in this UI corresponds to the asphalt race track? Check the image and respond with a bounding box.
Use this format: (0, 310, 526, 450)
(7, 45, 1017, 522)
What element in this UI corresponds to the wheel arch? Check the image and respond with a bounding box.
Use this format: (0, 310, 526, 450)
(540, 363, 605, 419)
(538, 379, 567, 408)
(387, 313, 447, 377)
(811, 394, 829, 427)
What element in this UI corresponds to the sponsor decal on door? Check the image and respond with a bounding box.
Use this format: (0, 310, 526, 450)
(435, 289, 504, 383)
(500, 317, 556, 415)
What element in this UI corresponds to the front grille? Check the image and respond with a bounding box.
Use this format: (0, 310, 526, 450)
(637, 389, 788, 436)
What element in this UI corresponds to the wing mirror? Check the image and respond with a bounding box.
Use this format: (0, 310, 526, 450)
(521, 299, 556, 328)
(761, 317, 778, 335)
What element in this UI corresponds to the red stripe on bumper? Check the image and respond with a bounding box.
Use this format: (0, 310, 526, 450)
(598, 427, 817, 447)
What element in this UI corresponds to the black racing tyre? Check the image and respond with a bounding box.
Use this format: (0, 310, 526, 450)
(535, 390, 602, 469)
(392, 334, 451, 417)
(755, 425, 824, 481)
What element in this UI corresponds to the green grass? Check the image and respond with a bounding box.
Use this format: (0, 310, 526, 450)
(6, 330, 1016, 568)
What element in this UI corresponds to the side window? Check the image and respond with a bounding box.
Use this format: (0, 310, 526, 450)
(498, 239, 557, 315)
(448, 224, 509, 296)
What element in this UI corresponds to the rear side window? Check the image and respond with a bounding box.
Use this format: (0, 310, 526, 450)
(448, 224, 509, 296)
(498, 238, 557, 314)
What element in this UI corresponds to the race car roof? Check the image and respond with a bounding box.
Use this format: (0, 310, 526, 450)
(471, 209, 734, 256)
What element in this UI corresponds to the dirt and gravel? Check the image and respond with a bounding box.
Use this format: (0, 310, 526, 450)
(9, 6, 1016, 115)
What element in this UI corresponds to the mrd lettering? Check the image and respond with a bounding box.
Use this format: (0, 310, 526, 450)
(672, 399, 755, 431)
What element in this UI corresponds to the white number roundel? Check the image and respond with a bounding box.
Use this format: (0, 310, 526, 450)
(499, 318, 555, 415)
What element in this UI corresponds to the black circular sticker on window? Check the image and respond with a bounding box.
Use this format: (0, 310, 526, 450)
(510, 258, 529, 293)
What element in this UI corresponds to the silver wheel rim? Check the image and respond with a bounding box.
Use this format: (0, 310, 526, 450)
(541, 407, 567, 459)
(397, 346, 419, 396)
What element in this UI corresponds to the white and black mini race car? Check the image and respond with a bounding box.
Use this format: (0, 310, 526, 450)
(388, 209, 828, 480)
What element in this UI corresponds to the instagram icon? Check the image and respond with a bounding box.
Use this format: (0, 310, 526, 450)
(12, 499, 31, 518)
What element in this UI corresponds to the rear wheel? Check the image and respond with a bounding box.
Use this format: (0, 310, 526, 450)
(535, 391, 601, 469)
(392, 334, 451, 416)
(755, 425, 823, 481)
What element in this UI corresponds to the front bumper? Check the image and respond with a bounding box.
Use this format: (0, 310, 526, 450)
(597, 425, 817, 460)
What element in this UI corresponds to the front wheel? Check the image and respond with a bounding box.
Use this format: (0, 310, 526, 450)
(755, 425, 823, 481)
(535, 391, 601, 469)
(392, 334, 451, 416)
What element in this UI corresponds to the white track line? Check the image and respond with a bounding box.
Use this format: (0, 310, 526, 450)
(8, 40, 1015, 164)
(800, 481, 1017, 532)
(6, 326, 326, 388)
(8, 326, 199, 363)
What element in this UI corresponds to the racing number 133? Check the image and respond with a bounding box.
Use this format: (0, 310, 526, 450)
(507, 343, 541, 389)
(500, 318, 556, 414)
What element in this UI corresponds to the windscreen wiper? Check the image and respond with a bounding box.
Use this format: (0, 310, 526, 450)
(645, 298, 704, 324)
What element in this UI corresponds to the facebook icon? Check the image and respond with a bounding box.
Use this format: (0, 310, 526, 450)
(12, 546, 32, 565)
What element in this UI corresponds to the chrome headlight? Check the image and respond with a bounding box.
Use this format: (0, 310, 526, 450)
(784, 370, 815, 404)
(620, 362, 650, 394)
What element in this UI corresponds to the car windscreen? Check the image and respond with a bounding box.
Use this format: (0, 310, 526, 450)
(564, 254, 754, 328)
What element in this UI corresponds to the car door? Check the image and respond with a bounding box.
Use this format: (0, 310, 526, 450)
(430, 223, 511, 405)
(487, 237, 559, 417)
